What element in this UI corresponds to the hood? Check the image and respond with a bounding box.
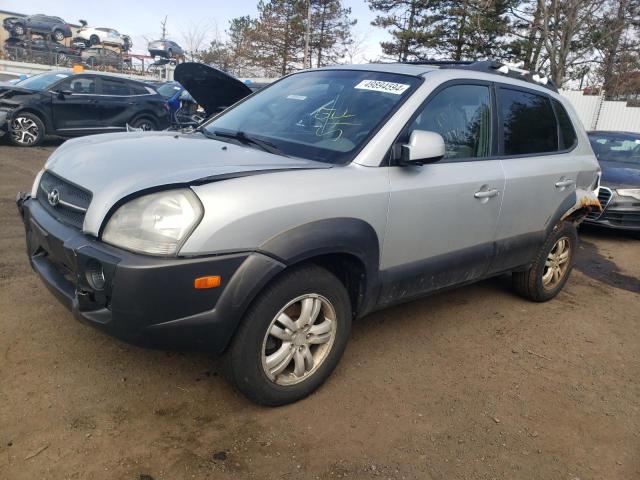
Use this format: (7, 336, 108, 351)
(44, 131, 328, 235)
(0, 86, 38, 107)
(600, 160, 640, 189)
(174, 62, 252, 114)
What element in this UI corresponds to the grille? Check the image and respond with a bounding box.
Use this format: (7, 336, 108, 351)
(586, 187, 612, 220)
(36, 171, 92, 229)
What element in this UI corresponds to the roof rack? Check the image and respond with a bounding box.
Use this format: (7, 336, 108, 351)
(403, 60, 558, 92)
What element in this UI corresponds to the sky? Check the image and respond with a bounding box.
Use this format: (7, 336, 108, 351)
(1, 0, 388, 61)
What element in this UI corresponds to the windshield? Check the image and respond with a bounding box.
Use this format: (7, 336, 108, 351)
(203, 70, 421, 164)
(156, 82, 182, 99)
(589, 132, 640, 165)
(16, 72, 70, 91)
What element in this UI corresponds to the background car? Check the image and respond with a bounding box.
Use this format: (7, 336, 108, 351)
(81, 47, 129, 69)
(75, 26, 131, 50)
(0, 71, 169, 146)
(585, 131, 640, 230)
(148, 39, 184, 58)
(3, 15, 72, 41)
(3, 38, 79, 66)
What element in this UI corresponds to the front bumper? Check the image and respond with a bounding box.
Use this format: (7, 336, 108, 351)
(17, 193, 285, 352)
(583, 190, 640, 231)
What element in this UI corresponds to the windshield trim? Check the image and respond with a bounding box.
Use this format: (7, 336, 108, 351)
(201, 69, 424, 165)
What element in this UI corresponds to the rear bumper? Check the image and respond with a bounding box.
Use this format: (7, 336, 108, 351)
(17, 193, 285, 352)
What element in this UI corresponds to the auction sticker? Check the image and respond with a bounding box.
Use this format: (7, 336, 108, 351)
(354, 80, 410, 95)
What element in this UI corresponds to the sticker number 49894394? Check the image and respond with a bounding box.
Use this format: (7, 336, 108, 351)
(354, 80, 410, 95)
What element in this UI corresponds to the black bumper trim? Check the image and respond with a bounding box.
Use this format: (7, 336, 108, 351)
(18, 195, 286, 352)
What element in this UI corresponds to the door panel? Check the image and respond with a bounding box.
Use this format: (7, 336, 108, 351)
(96, 78, 132, 128)
(378, 82, 503, 306)
(381, 160, 504, 305)
(490, 86, 580, 272)
(51, 76, 100, 131)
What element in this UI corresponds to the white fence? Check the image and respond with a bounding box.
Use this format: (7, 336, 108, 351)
(560, 89, 640, 133)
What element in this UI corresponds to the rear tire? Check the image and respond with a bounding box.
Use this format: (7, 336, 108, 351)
(90, 34, 99, 46)
(13, 24, 24, 36)
(226, 265, 352, 406)
(512, 222, 577, 302)
(52, 29, 65, 42)
(9, 112, 45, 147)
(130, 117, 158, 131)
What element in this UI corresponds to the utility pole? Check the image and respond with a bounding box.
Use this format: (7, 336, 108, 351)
(160, 15, 168, 40)
(303, 0, 311, 69)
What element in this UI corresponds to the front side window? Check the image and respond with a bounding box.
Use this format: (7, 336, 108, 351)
(204, 70, 421, 164)
(61, 77, 96, 94)
(499, 88, 558, 155)
(404, 84, 492, 159)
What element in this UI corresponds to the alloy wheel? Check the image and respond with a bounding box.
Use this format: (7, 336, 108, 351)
(261, 294, 337, 386)
(11, 117, 39, 145)
(542, 236, 571, 290)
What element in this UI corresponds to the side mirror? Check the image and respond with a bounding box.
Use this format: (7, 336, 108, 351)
(57, 89, 73, 98)
(400, 130, 445, 165)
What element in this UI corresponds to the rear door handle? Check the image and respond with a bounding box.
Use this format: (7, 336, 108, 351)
(474, 189, 499, 199)
(555, 179, 574, 188)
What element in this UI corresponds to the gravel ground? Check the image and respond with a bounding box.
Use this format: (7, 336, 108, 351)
(1, 140, 639, 480)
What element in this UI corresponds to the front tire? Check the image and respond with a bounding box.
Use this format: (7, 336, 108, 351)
(9, 112, 45, 147)
(89, 34, 100, 46)
(13, 24, 25, 36)
(512, 221, 577, 302)
(226, 265, 352, 406)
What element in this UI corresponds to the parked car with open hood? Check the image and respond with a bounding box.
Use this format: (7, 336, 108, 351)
(16, 60, 600, 406)
(3, 14, 73, 41)
(173, 62, 252, 117)
(585, 131, 640, 230)
(0, 71, 168, 146)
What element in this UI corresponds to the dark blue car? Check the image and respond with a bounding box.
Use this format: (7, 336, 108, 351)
(586, 131, 640, 231)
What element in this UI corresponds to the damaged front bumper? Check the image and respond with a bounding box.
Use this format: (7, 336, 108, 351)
(16, 192, 285, 352)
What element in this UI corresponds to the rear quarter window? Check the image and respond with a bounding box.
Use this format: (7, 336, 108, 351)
(498, 87, 558, 155)
(552, 99, 577, 150)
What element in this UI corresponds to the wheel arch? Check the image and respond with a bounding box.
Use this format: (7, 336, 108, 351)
(258, 217, 381, 317)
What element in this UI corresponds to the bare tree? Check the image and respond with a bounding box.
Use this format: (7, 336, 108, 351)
(181, 19, 218, 60)
(343, 28, 369, 63)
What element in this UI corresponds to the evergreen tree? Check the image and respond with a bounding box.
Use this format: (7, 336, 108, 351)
(367, 0, 444, 61)
(310, 0, 357, 67)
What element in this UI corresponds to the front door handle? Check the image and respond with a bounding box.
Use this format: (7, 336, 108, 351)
(474, 189, 499, 199)
(555, 179, 574, 189)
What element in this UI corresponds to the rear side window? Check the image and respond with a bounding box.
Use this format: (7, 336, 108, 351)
(552, 99, 577, 150)
(129, 82, 148, 95)
(101, 79, 129, 95)
(499, 88, 558, 155)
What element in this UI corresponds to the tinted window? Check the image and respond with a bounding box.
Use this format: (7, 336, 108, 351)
(406, 84, 492, 159)
(130, 82, 149, 95)
(101, 79, 129, 95)
(552, 99, 577, 150)
(499, 88, 558, 155)
(59, 76, 96, 94)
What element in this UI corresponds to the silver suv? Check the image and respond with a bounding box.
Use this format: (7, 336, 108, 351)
(17, 61, 601, 405)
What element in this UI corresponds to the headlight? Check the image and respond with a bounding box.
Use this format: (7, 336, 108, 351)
(617, 189, 640, 201)
(102, 189, 203, 256)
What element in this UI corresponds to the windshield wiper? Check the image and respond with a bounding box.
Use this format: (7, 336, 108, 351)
(204, 129, 289, 157)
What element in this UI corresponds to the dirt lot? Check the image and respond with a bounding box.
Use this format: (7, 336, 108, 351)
(0, 140, 639, 480)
